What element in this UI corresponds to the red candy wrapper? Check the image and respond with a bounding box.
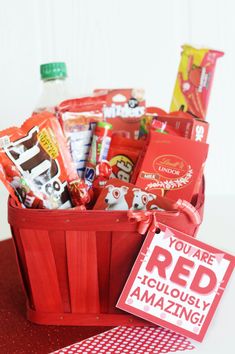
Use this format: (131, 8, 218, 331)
(91, 160, 113, 203)
(58, 96, 106, 177)
(84, 121, 112, 186)
(107, 135, 145, 183)
(170, 45, 224, 120)
(93, 161, 112, 188)
(0, 112, 78, 209)
(68, 177, 91, 207)
(94, 88, 145, 139)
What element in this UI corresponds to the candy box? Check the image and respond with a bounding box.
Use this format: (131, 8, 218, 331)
(94, 89, 145, 139)
(140, 108, 209, 143)
(157, 112, 209, 143)
(133, 131, 209, 202)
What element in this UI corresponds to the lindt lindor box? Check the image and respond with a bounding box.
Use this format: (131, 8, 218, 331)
(133, 131, 208, 202)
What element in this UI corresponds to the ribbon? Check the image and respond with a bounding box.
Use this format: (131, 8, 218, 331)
(128, 199, 200, 235)
(127, 210, 160, 235)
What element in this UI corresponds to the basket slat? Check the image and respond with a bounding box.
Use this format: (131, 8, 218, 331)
(49, 230, 71, 313)
(11, 226, 35, 309)
(20, 229, 64, 312)
(96, 231, 112, 313)
(66, 231, 100, 313)
(108, 231, 143, 313)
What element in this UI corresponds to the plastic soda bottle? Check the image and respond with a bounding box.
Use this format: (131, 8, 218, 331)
(34, 62, 70, 113)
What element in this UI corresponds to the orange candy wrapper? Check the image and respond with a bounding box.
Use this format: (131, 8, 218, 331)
(0, 112, 78, 209)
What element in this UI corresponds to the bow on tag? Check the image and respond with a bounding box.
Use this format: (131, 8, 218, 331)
(127, 210, 159, 235)
(174, 199, 201, 225)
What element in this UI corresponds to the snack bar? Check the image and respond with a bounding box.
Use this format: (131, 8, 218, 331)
(170, 45, 224, 119)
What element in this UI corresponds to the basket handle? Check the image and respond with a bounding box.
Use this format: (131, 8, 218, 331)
(173, 199, 201, 225)
(127, 199, 201, 235)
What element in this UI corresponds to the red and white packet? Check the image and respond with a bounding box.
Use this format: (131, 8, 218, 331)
(94, 88, 145, 139)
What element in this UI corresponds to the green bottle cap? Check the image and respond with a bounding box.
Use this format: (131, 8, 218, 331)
(97, 121, 112, 130)
(40, 62, 67, 81)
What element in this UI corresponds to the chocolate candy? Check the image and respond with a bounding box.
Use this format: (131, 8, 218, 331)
(68, 178, 91, 207)
(0, 112, 78, 209)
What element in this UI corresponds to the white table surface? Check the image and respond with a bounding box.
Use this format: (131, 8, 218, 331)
(177, 195, 235, 354)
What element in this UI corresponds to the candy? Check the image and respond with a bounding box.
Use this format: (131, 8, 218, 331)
(84, 122, 112, 186)
(170, 45, 224, 120)
(134, 130, 209, 202)
(96, 160, 112, 179)
(139, 107, 166, 139)
(107, 135, 145, 183)
(93, 160, 112, 189)
(94, 89, 145, 139)
(140, 107, 209, 143)
(91, 160, 113, 203)
(156, 111, 209, 142)
(58, 96, 106, 177)
(151, 119, 167, 133)
(0, 112, 77, 209)
(68, 177, 91, 207)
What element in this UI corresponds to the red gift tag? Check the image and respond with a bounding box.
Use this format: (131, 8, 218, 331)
(117, 225, 235, 342)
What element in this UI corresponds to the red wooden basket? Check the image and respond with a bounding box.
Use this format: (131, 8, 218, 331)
(8, 180, 205, 326)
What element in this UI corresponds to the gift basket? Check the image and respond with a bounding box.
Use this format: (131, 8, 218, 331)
(1, 45, 223, 327)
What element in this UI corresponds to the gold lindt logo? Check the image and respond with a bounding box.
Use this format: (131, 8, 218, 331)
(158, 158, 185, 170)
